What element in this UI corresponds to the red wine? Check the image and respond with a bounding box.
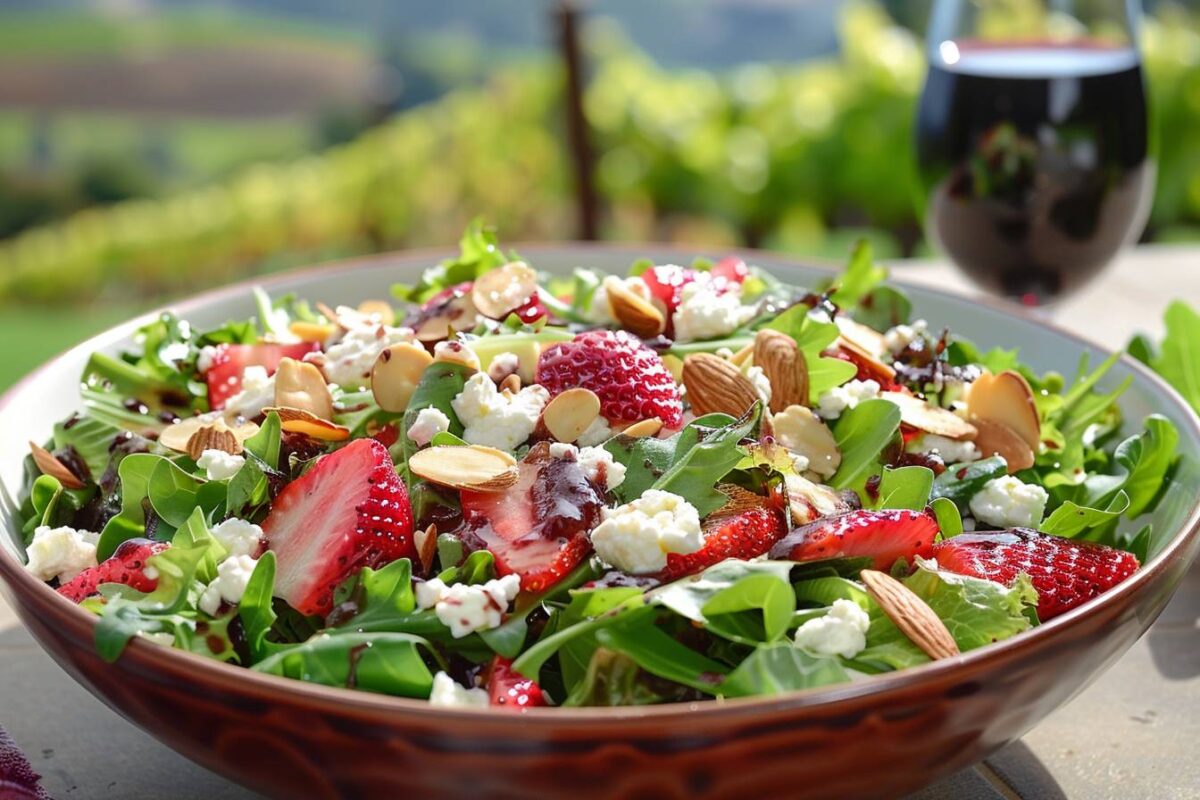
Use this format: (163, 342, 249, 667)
(916, 42, 1152, 303)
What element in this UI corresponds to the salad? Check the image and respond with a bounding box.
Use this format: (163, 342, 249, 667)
(15, 223, 1185, 710)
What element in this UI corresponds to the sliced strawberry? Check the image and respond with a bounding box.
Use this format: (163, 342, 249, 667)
(486, 656, 547, 710)
(204, 342, 319, 411)
(710, 256, 750, 285)
(930, 528, 1139, 621)
(262, 438, 415, 616)
(640, 265, 699, 316)
(460, 453, 603, 593)
(770, 508, 939, 571)
(656, 487, 788, 581)
(509, 292, 548, 323)
(831, 347, 902, 391)
(57, 539, 168, 603)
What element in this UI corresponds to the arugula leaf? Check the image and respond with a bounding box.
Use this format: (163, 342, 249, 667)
(97, 453, 164, 559)
(1108, 415, 1179, 517)
(764, 307, 858, 403)
(701, 573, 795, 644)
(563, 648, 663, 707)
(239, 552, 278, 662)
(866, 465, 934, 511)
(650, 558, 795, 623)
(391, 219, 510, 304)
(720, 642, 851, 698)
(828, 240, 887, 309)
(592, 609, 729, 694)
(147, 458, 207, 528)
(1152, 301, 1200, 414)
(252, 632, 438, 698)
(792, 576, 871, 609)
(931, 496, 963, 538)
(1040, 491, 1129, 539)
(828, 399, 901, 492)
(852, 285, 911, 332)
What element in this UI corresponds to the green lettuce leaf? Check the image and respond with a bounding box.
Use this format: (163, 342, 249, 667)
(720, 642, 851, 698)
(828, 398, 902, 493)
(252, 632, 438, 698)
(865, 465, 934, 511)
(1152, 301, 1200, 414)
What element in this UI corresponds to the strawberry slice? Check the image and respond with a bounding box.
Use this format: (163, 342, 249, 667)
(460, 452, 603, 593)
(57, 538, 168, 603)
(262, 438, 415, 616)
(640, 265, 699, 316)
(204, 342, 319, 411)
(930, 528, 1139, 621)
(656, 487, 788, 581)
(770, 508, 939, 571)
(710, 256, 750, 285)
(486, 656, 547, 710)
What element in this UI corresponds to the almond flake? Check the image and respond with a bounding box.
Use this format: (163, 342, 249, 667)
(414, 523, 438, 575)
(357, 300, 395, 325)
(499, 373, 522, 396)
(28, 441, 85, 489)
(274, 357, 334, 420)
(542, 388, 601, 443)
(966, 370, 1041, 451)
(770, 404, 840, 478)
(408, 445, 519, 492)
(860, 569, 959, 660)
(619, 418, 663, 439)
(971, 418, 1035, 473)
(371, 343, 433, 413)
(289, 320, 336, 343)
(266, 407, 351, 442)
(472, 261, 538, 320)
(880, 391, 977, 440)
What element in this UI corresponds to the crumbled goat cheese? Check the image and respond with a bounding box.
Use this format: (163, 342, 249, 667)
(486, 351, 522, 382)
(199, 554, 258, 615)
(816, 379, 881, 420)
(590, 490, 703, 574)
(794, 599, 870, 659)
(210, 518, 265, 559)
(790, 452, 811, 473)
(969, 476, 1049, 529)
(746, 365, 772, 406)
(309, 323, 415, 389)
(671, 281, 755, 343)
(451, 373, 548, 451)
(547, 442, 627, 491)
(407, 407, 452, 448)
(575, 415, 614, 447)
(196, 449, 245, 481)
(883, 319, 928, 354)
(221, 365, 276, 419)
(415, 574, 522, 638)
(909, 434, 980, 465)
(196, 345, 220, 374)
(428, 671, 489, 709)
(24, 525, 99, 583)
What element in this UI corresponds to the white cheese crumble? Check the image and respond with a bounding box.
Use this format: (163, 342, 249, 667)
(969, 476, 1049, 529)
(547, 442, 626, 491)
(486, 351, 521, 382)
(198, 553, 258, 615)
(590, 490, 703, 574)
(909, 434, 981, 465)
(793, 599, 870, 659)
(24, 525, 99, 583)
(196, 449, 245, 481)
(407, 407, 452, 448)
(222, 365, 276, 419)
(428, 671, 489, 709)
(575, 415, 614, 447)
(210, 517, 265, 559)
(883, 319, 928, 354)
(816, 379, 881, 420)
(451, 372, 548, 451)
(309, 323, 415, 389)
(196, 345, 220, 374)
(790, 452, 811, 473)
(433, 339, 481, 371)
(415, 574, 522, 638)
(746, 365, 772, 406)
(671, 280, 755, 343)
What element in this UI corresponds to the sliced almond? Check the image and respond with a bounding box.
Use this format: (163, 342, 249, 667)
(267, 407, 351, 442)
(835, 316, 888, 358)
(682, 353, 760, 418)
(837, 335, 897, 382)
(471, 261, 539, 320)
(274, 358, 334, 421)
(971, 418, 1035, 473)
(967, 370, 1041, 451)
(159, 415, 259, 455)
(603, 276, 665, 339)
(28, 441, 85, 489)
(415, 293, 480, 343)
(881, 391, 977, 440)
(409, 445, 519, 492)
(184, 419, 242, 461)
(728, 342, 754, 368)
(619, 418, 663, 439)
(432, 339, 481, 371)
(357, 300, 395, 326)
(414, 523, 438, 575)
(371, 343, 434, 413)
(289, 320, 336, 343)
(861, 569, 959, 660)
(315, 301, 343, 328)
(542, 388, 601, 443)
(754, 330, 809, 413)
(785, 473, 851, 525)
(662, 353, 684, 384)
(770, 404, 841, 479)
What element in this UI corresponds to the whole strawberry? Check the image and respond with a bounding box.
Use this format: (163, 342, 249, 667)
(931, 528, 1139, 621)
(58, 539, 168, 603)
(536, 330, 683, 428)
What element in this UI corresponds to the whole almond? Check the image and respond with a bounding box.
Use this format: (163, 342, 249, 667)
(682, 353, 759, 417)
(28, 441, 85, 489)
(409, 445, 519, 492)
(970, 418, 1035, 473)
(542, 388, 602, 443)
(266, 407, 351, 442)
(274, 358, 334, 421)
(603, 276, 665, 339)
(499, 373, 522, 395)
(185, 420, 242, 461)
(880, 391, 977, 440)
(861, 569, 960, 660)
(754, 330, 809, 412)
(159, 416, 259, 455)
(372, 343, 434, 413)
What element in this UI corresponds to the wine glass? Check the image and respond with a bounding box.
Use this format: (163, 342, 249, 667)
(914, 0, 1154, 306)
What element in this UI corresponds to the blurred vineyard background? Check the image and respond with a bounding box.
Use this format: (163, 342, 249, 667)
(2, 0, 1200, 386)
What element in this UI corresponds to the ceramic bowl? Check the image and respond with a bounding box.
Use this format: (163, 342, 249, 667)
(2, 246, 1198, 800)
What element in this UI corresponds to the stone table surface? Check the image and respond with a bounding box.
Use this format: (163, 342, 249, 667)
(1, 245, 1198, 799)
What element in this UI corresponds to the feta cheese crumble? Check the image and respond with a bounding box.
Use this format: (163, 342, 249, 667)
(24, 525, 99, 583)
(415, 574, 521, 638)
(196, 345, 220, 374)
(590, 490, 703, 574)
(746, 365, 772, 406)
(222, 365, 276, 419)
(671, 280, 755, 343)
(309, 323, 416, 389)
(883, 319, 928, 354)
(406, 407, 452, 448)
(816, 379, 881, 420)
(910, 434, 980, 465)
(793, 599, 870, 659)
(486, 351, 521, 383)
(969, 476, 1049, 528)
(210, 517, 265, 559)
(548, 442, 627, 491)
(196, 449, 245, 481)
(429, 671, 489, 709)
(451, 372, 548, 451)
(575, 415, 614, 447)
(199, 553, 258, 615)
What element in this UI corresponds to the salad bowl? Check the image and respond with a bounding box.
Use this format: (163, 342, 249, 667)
(1, 244, 1198, 800)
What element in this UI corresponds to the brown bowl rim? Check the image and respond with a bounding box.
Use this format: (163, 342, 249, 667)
(1, 241, 1198, 725)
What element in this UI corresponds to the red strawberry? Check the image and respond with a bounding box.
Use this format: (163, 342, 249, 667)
(486, 656, 547, 710)
(204, 342, 319, 411)
(57, 538, 168, 603)
(770, 508, 939, 571)
(656, 487, 788, 581)
(460, 452, 603, 593)
(536, 330, 684, 428)
(930, 528, 1139, 621)
(262, 438, 415, 616)
(710, 257, 750, 285)
(831, 347, 902, 391)
(641, 265, 700, 315)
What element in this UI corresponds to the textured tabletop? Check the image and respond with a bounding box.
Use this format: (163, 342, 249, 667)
(2, 246, 1198, 799)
